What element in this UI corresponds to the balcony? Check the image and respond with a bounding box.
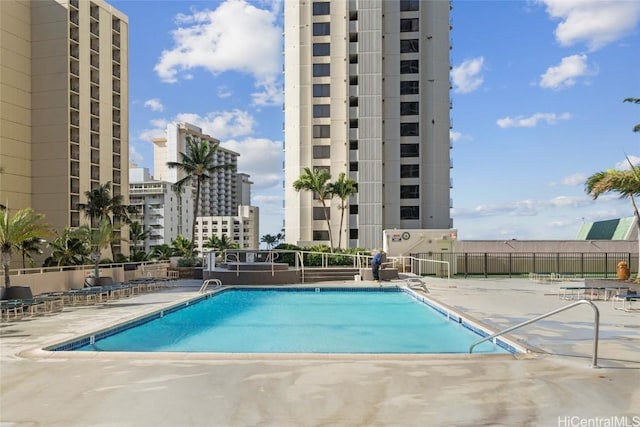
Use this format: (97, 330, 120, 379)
(112, 48, 120, 63)
(90, 21, 99, 37)
(91, 117, 99, 132)
(91, 132, 99, 148)
(112, 17, 120, 32)
(91, 149, 100, 164)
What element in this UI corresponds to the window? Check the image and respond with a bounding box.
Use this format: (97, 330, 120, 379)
(313, 125, 330, 138)
(349, 162, 358, 171)
(313, 207, 329, 220)
(313, 145, 331, 158)
(401, 164, 420, 178)
(313, 63, 330, 77)
(400, 123, 419, 136)
(400, 0, 419, 11)
(400, 39, 419, 53)
(400, 101, 419, 116)
(400, 206, 420, 220)
(313, 230, 330, 241)
(313, 84, 330, 97)
(313, 43, 330, 56)
(349, 140, 358, 150)
(400, 185, 420, 199)
(400, 143, 420, 157)
(400, 81, 419, 95)
(350, 205, 358, 214)
(400, 60, 419, 74)
(400, 18, 419, 32)
(313, 104, 330, 118)
(349, 228, 358, 239)
(313, 22, 330, 36)
(312, 2, 330, 15)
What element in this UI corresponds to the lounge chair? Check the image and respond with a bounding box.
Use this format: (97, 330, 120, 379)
(612, 289, 638, 312)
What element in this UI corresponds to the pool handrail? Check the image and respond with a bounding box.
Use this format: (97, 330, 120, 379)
(199, 279, 222, 293)
(468, 299, 600, 368)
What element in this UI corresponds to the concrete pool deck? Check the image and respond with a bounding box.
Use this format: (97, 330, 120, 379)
(1, 277, 638, 426)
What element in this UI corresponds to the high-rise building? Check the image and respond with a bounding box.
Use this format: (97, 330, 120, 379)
(129, 167, 187, 254)
(138, 122, 260, 251)
(283, 0, 452, 250)
(152, 122, 239, 220)
(0, 0, 129, 254)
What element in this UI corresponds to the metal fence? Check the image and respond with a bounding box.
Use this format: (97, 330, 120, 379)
(411, 252, 638, 278)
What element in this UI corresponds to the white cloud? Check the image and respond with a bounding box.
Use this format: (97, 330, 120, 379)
(548, 173, 587, 187)
(450, 131, 462, 142)
(615, 155, 640, 170)
(537, 0, 640, 51)
(154, 0, 283, 106)
(129, 145, 144, 166)
(562, 173, 587, 186)
(217, 85, 232, 98)
(451, 57, 485, 94)
(175, 110, 255, 139)
(144, 98, 164, 112)
(453, 194, 619, 220)
(539, 54, 596, 90)
(496, 112, 571, 128)
(223, 137, 283, 190)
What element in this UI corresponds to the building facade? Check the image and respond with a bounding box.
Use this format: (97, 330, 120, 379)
(283, 0, 452, 250)
(152, 122, 240, 219)
(194, 205, 260, 254)
(0, 0, 129, 254)
(129, 167, 189, 254)
(130, 122, 259, 252)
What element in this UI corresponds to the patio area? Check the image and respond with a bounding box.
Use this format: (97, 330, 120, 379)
(1, 277, 638, 426)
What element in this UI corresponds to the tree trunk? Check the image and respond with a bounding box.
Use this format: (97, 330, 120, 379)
(191, 179, 202, 255)
(2, 250, 11, 287)
(320, 199, 334, 252)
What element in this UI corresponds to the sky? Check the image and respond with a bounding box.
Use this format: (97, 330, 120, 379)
(111, 0, 640, 241)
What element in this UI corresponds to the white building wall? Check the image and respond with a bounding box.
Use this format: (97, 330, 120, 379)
(284, 0, 452, 251)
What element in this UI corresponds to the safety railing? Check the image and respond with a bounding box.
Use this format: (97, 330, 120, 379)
(199, 279, 222, 293)
(469, 299, 600, 368)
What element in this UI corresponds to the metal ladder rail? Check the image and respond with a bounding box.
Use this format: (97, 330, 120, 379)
(469, 299, 600, 368)
(199, 279, 222, 293)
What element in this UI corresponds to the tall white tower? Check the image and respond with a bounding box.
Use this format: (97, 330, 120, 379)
(283, 0, 452, 250)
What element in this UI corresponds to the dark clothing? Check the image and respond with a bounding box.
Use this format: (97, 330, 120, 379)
(371, 253, 383, 280)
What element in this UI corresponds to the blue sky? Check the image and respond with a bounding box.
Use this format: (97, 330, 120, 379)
(112, 0, 640, 241)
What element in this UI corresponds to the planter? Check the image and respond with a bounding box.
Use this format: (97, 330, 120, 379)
(617, 267, 630, 280)
(3, 285, 33, 300)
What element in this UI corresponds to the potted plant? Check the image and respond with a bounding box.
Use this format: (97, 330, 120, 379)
(617, 261, 630, 280)
(1, 207, 53, 299)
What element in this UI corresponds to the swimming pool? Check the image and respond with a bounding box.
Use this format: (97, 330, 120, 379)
(51, 288, 523, 354)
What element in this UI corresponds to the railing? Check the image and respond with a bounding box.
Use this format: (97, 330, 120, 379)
(469, 300, 600, 368)
(401, 255, 450, 279)
(414, 251, 637, 278)
(199, 279, 222, 293)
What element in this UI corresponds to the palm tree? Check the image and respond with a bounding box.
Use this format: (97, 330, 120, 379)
(204, 235, 239, 260)
(171, 235, 194, 257)
(293, 167, 334, 251)
(261, 234, 278, 249)
(167, 136, 236, 251)
(77, 181, 137, 258)
(150, 244, 175, 261)
(18, 237, 44, 269)
(328, 172, 358, 250)
(44, 227, 89, 267)
(586, 165, 640, 276)
(76, 219, 121, 280)
(0, 208, 53, 287)
(129, 221, 151, 258)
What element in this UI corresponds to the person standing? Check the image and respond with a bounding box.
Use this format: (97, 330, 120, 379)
(371, 249, 383, 282)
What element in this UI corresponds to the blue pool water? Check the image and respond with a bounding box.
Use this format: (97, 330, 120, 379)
(72, 289, 509, 354)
